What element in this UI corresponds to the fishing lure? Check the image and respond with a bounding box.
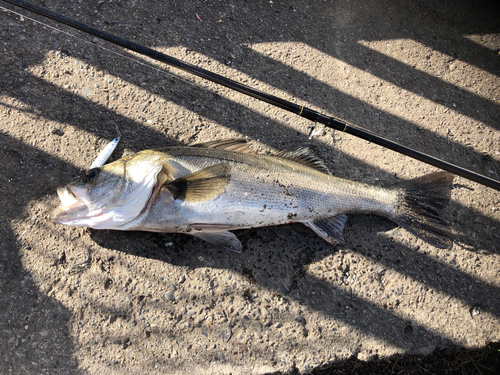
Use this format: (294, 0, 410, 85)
(89, 127, 121, 169)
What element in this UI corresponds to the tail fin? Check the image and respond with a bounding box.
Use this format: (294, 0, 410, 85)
(394, 172, 454, 249)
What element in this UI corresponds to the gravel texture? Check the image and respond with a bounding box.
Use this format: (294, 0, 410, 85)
(1, 0, 499, 374)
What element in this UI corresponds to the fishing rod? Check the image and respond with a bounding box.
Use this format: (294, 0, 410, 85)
(3, 0, 500, 191)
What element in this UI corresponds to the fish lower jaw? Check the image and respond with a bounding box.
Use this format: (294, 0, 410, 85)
(53, 211, 103, 228)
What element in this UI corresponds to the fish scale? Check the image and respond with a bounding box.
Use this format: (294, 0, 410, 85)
(144, 148, 392, 224)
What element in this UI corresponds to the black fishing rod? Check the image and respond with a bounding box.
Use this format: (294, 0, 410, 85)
(3, 0, 500, 191)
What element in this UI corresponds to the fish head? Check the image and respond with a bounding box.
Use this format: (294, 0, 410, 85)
(50, 151, 168, 229)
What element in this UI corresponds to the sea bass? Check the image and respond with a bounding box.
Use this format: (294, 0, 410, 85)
(50, 139, 454, 252)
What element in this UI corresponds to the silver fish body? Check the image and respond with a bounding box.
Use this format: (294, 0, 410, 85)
(50, 139, 453, 251)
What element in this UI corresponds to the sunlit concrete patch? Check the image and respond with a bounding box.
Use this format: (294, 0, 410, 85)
(21, 47, 316, 152)
(1, 95, 97, 170)
(358, 38, 500, 103)
(154, 45, 317, 133)
(463, 34, 500, 52)
(23, 50, 193, 131)
(305, 246, 500, 348)
(249, 40, 500, 174)
(249, 41, 494, 133)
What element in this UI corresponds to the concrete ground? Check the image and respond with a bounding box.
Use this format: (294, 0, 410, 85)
(1, 0, 499, 374)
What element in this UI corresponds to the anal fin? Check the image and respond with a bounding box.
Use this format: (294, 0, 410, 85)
(190, 231, 243, 253)
(302, 214, 348, 245)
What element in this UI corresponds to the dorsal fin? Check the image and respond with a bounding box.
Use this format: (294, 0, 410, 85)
(276, 145, 333, 175)
(193, 138, 254, 154)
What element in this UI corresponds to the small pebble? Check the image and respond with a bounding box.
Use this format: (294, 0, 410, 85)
(250, 321, 262, 332)
(279, 283, 290, 294)
(294, 315, 306, 325)
(179, 275, 186, 284)
(81, 88, 93, 97)
(165, 291, 175, 301)
(220, 326, 232, 342)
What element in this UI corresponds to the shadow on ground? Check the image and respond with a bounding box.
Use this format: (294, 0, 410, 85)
(1, 0, 499, 373)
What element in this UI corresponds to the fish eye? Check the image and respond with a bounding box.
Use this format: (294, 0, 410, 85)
(85, 168, 100, 182)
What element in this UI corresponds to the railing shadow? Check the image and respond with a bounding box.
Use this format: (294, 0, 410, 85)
(0, 133, 82, 374)
(1, 0, 499, 372)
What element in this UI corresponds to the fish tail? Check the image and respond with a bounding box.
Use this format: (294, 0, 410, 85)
(394, 172, 454, 249)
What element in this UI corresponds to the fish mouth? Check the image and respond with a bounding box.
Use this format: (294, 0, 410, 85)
(57, 186, 84, 208)
(49, 185, 91, 224)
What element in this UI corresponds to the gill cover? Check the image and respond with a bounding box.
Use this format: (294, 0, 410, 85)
(51, 152, 167, 230)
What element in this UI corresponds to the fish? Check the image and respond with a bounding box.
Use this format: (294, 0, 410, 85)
(50, 138, 454, 252)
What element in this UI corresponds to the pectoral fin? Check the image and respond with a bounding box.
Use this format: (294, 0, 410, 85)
(303, 214, 348, 245)
(190, 231, 243, 253)
(166, 163, 231, 202)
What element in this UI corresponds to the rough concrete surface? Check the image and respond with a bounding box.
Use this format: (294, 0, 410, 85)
(1, 0, 499, 374)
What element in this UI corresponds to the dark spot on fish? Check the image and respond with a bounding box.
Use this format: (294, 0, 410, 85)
(260, 204, 267, 212)
(287, 212, 297, 219)
(186, 228, 192, 233)
(275, 179, 291, 196)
